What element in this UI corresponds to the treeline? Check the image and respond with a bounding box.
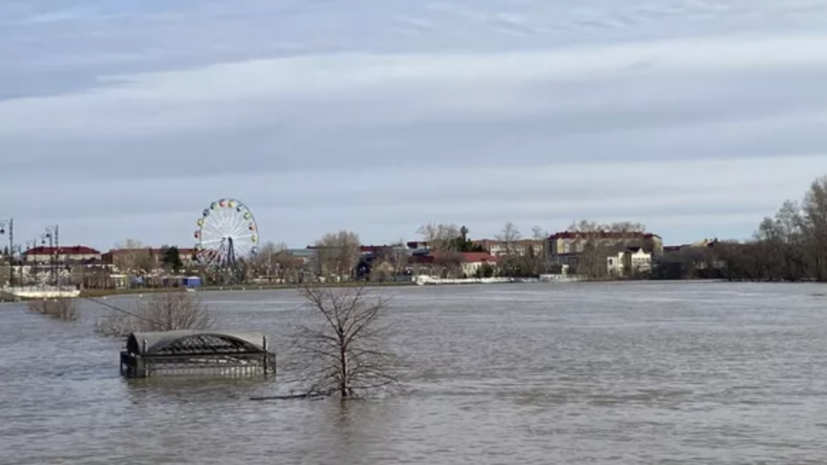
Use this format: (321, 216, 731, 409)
(712, 175, 827, 282)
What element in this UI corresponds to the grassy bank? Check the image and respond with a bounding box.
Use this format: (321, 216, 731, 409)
(79, 281, 417, 298)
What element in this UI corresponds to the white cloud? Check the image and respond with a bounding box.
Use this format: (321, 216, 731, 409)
(4, 33, 827, 139)
(4, 0, 827, 248)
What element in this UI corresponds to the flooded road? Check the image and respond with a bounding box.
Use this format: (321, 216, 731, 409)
(2, 282, 826, 464)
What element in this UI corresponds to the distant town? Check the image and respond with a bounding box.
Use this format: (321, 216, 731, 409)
(2, 171, 826, 291)
(0, 219, 800, 291)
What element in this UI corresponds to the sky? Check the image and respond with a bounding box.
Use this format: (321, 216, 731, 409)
(2, 0, 827, 251)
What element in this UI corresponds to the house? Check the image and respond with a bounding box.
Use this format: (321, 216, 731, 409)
(24, 246, 101, 264)
(606, 247, 653, 277)
(410, 251, 498, 277)
(458, 252, 498, 277)
(624, 247, 653, 275)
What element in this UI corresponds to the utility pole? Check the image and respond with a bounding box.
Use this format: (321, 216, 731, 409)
(0, 218, 14, 288)
(25, 239, 37, 286)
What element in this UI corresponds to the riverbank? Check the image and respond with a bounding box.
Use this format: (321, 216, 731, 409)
(78, 280, 418, 298)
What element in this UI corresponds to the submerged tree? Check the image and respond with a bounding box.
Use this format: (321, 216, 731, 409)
(27, 298, 80, 321)
(95, 291, 212, 337)
(292, 284, 398, 398)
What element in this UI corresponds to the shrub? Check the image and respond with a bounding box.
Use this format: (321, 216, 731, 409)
(27, 298, 80, 321)
(95, 291, 212, 337)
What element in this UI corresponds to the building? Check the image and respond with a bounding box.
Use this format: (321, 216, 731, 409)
(657, 239, 724, 278)
(410, 251, 498, 277)
(606, 247, 653, 277)
(548, 231, 663, 264)
(473, 239, 545, 257)
(102, 247, 196, 273)
(458, 252, 498, 277)
(23, 246, 101, 264)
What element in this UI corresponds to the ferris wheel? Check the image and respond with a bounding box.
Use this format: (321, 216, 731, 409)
(194, 198, 259, 272)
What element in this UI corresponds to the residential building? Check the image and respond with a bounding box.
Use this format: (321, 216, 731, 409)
(410, 251, 498, 277)
(606, 247, 653, 277)
(548, 231, 663, 264)
(473, 239, 545, 257)
(24, 246, 101, 264)
(458, 252, 499, 277)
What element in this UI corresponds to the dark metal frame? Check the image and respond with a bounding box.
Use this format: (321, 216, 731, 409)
(120, 332, 276, 378)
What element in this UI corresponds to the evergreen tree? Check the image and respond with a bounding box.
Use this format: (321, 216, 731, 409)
(162, 246, 184, 273)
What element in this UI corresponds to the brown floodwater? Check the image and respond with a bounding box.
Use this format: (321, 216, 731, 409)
(1, 282, 826, 464)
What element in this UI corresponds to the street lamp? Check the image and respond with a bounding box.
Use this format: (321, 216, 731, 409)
(0, 218, 14, 287)
(42, 225, 59, 286)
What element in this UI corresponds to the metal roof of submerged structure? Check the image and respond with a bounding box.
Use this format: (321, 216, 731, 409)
(126, 330, 268, 356)
(121, 330, 276, 378)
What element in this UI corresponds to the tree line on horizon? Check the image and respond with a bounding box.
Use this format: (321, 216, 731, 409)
(709, 175, 827, 282)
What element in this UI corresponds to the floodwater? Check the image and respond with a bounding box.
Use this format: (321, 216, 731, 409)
(2, 282, 827, 464)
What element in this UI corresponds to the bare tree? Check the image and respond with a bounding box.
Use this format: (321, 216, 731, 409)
(254, 241, 289, 282)
(496, 222, 522, 255)
(387, 238, 409, 276)
(291, 284, 398, 398)
(531, 226, 548, 241)
(370, 240, 409, 282)
(112, 239, 146, 274)
(801, 175, 827, 280)
(496, 222, 522, 276)
(721, 175, 827, 282)
(95, 291, 212, 337)
(531, 226, 550, 273)
(315, 231, 361, 281)
(28, 298, 80, 321)
(416, 223, 461, 251)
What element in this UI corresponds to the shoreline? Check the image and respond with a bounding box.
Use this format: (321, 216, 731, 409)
(2, 277, 749, 301)
(78, 281, 418, 298)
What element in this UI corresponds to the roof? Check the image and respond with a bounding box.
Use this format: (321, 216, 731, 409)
(108, 248, 195, 255)
(126, 330, 269, 356)
(359, 244, 406, 253)
(549, 231, 661, 240)
(413, 251, 498, 263)
(25, 245, 100, 255)
(459, 252, 498, 262)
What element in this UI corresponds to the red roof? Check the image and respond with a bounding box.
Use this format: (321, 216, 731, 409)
(25, 246, 100, 255)
(458, 252, 497, 262)
(413, 251, 498, 264)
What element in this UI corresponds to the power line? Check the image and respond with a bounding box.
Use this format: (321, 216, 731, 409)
(83, 295, 162, 325)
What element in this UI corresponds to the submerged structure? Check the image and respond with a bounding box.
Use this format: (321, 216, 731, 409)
(120, 330, 276, 378)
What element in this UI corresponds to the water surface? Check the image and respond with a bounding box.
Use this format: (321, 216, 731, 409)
(1, 282, 826, 464)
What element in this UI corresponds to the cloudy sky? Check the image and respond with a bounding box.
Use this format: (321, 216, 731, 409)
(2, 0, 827, 250)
